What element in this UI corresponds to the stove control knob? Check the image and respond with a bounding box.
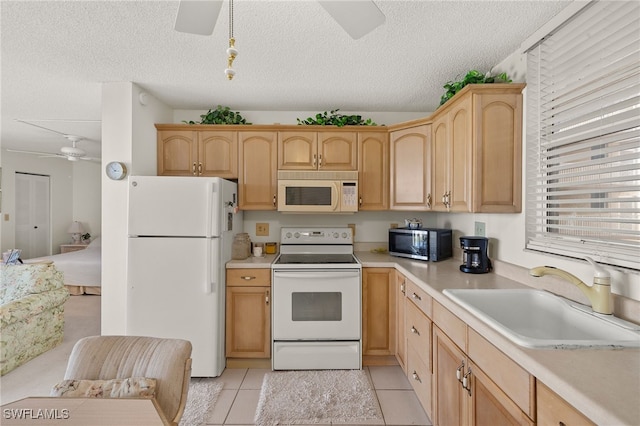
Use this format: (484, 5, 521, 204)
(333, 232, 339, 238)
(294, 232, 300, 239)
(285, 232, 292, 239)
(342, 232, 348, 238)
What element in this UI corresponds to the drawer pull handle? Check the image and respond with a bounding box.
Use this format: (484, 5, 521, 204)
(411, 292, 422, 301)
(412, 371, 421, 383)
(410, 326, 420, 335)
(241, 276, 256, 280)
(265, 290, 270, 305)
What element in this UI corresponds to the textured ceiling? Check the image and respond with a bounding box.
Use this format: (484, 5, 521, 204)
(1, 0, 570, 159)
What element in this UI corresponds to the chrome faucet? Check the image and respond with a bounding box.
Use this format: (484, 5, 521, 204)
(529, 257, 613, 315)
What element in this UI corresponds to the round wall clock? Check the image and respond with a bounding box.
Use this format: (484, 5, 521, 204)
(105, 161, 128, 180)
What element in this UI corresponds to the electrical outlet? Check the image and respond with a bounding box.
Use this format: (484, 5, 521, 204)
(348, 223, 356, 238)
(256, 223, 269, 236)
(474, 221, 486, 237)
(390, 223, 398, 229)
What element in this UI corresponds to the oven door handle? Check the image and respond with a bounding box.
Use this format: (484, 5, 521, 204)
(273, 271, 360, 280)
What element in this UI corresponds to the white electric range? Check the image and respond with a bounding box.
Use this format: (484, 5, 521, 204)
(271, 227, 362, 370)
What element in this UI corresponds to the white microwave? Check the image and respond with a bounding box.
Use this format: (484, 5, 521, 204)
(277, 171, 358, 213)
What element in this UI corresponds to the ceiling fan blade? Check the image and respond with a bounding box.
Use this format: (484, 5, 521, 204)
(15, 119, 68, 136)
(174, 0, 223, 36)
(6, 148, 56, 156)
(318, 0, 385, 40)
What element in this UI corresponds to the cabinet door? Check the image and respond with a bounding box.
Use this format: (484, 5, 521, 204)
(362, 268, 396, 356)
(199, 131, 238, 178)
(358, 132, 389, 210)
(238, 131, 278, 210)
(225, 286, 271, 358)
(470, 360, 534, 426)
(431, 114, 449, 211)
(473, 93, 523, 213)
(406, 300, 433, 417)
(395, 272, 407, 371)
(278, 131, 317, 170)
(433, 326, 469, 426)
(431, 96, 472, 212)
(318, 131, 357, 170)
(157, 130, 197, 176)
(390, 125, 432, 210)
(537, 381, 595, 426)
(449, 97, 472, 212)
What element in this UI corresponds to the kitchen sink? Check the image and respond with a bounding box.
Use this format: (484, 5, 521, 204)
(443, 289, 640, 349)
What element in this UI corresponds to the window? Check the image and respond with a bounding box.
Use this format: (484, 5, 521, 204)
(525, 0, 640, 270)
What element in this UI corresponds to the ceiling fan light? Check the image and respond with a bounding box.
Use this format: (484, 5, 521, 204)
(60, 146, 85, 157)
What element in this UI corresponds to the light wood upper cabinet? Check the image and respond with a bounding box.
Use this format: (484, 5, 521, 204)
(238, 131, 278, 210)
(389, 124, 432, 210)
(226, 268, 271, 359)
(278, 130, 357, 170)
(277, 131, 317, 170)
(156, 126, 237, 178)
(362, 268, 396, 356)
(198, 131, 238, 178)
(358, 132, 389, 210)
(157, 129, 197, 176)
(432, 97, 472, 212)
(318, 131, 357, 170)
(430, 84, 524, 213)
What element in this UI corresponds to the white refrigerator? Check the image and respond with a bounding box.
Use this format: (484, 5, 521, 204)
(126, 176, 242, 377)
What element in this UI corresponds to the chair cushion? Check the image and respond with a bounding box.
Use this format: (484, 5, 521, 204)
(50, 377, 156, 398)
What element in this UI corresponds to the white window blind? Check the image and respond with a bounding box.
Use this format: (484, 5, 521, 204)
(525, 0, 640, 270)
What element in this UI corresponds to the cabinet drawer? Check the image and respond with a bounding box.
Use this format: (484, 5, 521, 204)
(406, 300, 431, 369)
(405, 278, 432, 317)
(227, 268, 271, 286)
(468, 328, 534, 419)
(537, 381, 595, 426)
(407, 343, 432, 417)
(433, 300, 467, 352)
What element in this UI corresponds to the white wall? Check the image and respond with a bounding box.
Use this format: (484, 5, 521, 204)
(0, 150, 100, 255)
(101, 82, 173, 335)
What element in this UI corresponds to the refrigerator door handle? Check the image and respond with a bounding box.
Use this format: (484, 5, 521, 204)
(206, 239, 218, 294)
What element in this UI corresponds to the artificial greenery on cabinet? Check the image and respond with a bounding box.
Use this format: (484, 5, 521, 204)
(183, 105, 251, 125)
(439, 70, 512, 106)
(297, 109, 378, 127)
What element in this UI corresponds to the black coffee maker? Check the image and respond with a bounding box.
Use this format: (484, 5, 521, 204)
(459, 236, 492, 274)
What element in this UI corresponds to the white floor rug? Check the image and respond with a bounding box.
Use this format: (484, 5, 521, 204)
(254, 370, 383, 425)
(179, 379, 223, 426)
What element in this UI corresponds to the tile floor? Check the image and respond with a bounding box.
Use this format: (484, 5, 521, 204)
(203, 365, 432, 425)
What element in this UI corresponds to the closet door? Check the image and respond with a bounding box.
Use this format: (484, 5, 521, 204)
(15, 173, 51, 259)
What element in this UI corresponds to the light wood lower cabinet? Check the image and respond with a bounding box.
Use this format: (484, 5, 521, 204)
(537, 381, 595, 426)
(362, 268, 396, 356)
(395, 272, 407, 371)
(432, 301, 534, 426)
(406, 297, 433, 418)
(225, 268, 271, 359)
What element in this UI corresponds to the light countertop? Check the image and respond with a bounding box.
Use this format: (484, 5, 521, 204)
(226, 251, 640, 425)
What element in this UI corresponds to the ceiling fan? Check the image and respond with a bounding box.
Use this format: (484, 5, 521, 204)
(174, 0, 386, 40)
(8, 120, 101, 162)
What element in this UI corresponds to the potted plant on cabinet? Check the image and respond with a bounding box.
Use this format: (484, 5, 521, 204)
(296, 109, 379, 127)
(438, 70, 512, 107)
(182, 105, 251, 125)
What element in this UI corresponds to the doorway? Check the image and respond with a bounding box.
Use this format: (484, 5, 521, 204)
(15, 172, 51, 259)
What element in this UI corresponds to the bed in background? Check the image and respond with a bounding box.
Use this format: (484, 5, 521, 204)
(27, 238, 101, 295)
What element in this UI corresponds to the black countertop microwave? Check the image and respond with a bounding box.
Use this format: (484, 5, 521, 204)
(388, 227, 453, 262)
